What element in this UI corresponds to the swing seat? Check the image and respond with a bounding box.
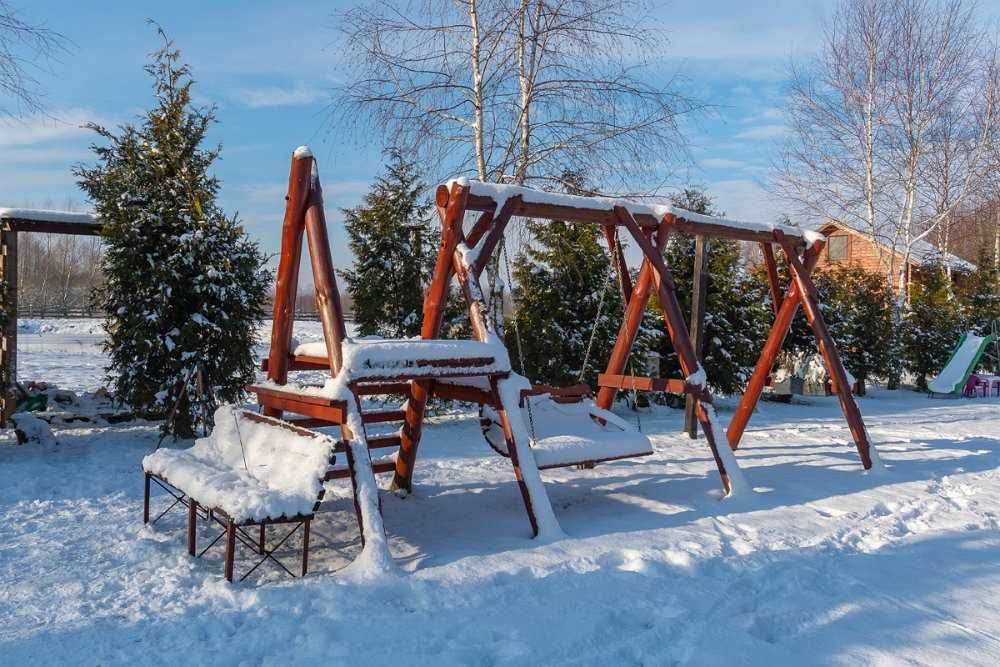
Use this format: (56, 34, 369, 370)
(481, 394, 653, 469)
(291, 338, 510, 379)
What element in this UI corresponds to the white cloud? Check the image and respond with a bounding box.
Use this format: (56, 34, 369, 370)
(706, 178, 785, 224)
(700, 157, 745, 170)
(0, 108, 103, 147)
(735, 124, 788, 140)
(233, 85, 326, 109)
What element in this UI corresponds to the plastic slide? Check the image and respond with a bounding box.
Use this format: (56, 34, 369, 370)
(928, 332, 995, 396)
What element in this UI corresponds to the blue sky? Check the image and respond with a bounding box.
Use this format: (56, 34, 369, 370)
(4, 1, 998, 273)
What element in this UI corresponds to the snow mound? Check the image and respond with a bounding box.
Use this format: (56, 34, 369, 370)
(10, 413, 57, 446)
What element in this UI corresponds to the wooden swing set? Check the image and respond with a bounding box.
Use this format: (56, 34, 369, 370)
(232, 147, 879, 567)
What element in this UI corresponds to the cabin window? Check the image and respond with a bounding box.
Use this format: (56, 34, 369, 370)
(828, 234, 849, 261)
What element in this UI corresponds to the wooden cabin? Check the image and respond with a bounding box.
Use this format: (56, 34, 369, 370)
(812, 220, 975, 293)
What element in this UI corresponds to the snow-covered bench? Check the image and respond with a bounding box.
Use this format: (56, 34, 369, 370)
(142, 406, 338, 582)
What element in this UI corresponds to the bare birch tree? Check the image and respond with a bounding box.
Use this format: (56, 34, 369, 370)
(0, 1, 63, 115)
(776, 0, 998, 302)
(332, 0, 700, 191)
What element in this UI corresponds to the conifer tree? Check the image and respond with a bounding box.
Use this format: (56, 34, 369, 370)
(657, 189, 769, 395)
(341, 151, 435, 338)
(75, 29, 269, 436)
(506, 175, 625, 387)
(813, 265, 893, 395)
(957, 248, 1000, 336)
(902, 262, 963, 390)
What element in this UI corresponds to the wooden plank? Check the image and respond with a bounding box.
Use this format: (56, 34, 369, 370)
(266, 152, 313, 394)
(254, 396, 346, 424)
(352, 381, 411, 396)
(247, 384, 344, 407)
(431, 382, 498, 406)
(470, 196, 522, 277)
(685, 235, 709, 439)
(597, 373, 688, 394)
(362, 409, 406, 424)
(303, 172, 348, 375)
(325, 460, 397, 480)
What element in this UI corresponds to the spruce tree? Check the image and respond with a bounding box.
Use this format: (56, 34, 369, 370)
(506, 175, 625, 387)
(902, 262, 963, 390)
(813, 265, 893, 395)
(341, 151, 435, 338)
(75, 30, 269, 436)
(957, 247, 1000, 336)
(657, 189, 769, 395)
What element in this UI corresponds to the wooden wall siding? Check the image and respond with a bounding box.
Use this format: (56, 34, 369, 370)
(812, 221, 917, 294)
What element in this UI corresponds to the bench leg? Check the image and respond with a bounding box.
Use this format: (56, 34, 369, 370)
(143, 473, 151, 524)
(258, 524, 266, 555)
(187, 500, 198, 556)
(302, 520, 311, 576)
(224, 519, 236, 582)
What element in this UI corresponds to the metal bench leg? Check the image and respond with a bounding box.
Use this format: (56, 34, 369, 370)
(187, 500, 198, 556)
(224, 519, 236, 582)
(302, 520, 311, 576)
(143, 473, 151, 524)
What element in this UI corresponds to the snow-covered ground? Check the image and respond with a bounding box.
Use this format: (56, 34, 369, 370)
(3, 321, 1000, 665)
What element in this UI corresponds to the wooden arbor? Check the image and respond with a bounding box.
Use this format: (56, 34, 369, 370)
(0, 209, 103, 422)
(419, 180, 879, 476)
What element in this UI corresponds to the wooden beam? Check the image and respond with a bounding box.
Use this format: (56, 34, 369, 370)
(726, 242, 823, 450)
(685, 234, 709, 439)
(761, 242, 781, 317)
(303, 169, 348, 375)
(777, 232, 875, 470)
(2, 218, 102, 236)
(266, 152, 313, 396)
(597, 373, 689, 395)
(470, 196, 522, 277)
(616, 208, 733, 494)
(602, 224, 633, 305)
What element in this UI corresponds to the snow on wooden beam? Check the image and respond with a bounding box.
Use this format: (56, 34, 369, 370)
(0, 208, 102, 236)
(451, 179, 820, 246)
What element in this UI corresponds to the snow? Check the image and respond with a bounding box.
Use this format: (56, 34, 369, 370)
(143, 407, 337, 523)
(293, 336, 512, 382)
(9, 413, 56, 446)
(482, 394, 653, 468)
(0, 207, 99, 225)
(6, 322, 1000, 663)
(292, 145, 313, 158)
(447, 179, 823, 245)
(929, 333, 989, 394)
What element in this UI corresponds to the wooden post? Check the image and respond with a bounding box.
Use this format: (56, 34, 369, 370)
(777, 232, 876, 470)
(391, 182, 468, 492)
(684, 235, 708, 438)
(595, 223, 671, 410)
(1, 226, 17, 423)
(224, 519, 236, 582)
(727, 242, 823, 450)
(143, 473, 151, 524)
(266, 150, 314, 399)
(303, 170, 348, 375)
(301, 520, 310, 576)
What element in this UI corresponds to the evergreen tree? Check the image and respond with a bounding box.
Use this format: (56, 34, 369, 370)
(902, 262, 963, 390)
(813, 265, 893, 395)
(507, 175, 626, 387)
(956, 247, 1000, 336)
(657, 189, 769, 395)
(341, 151, 435, 338)
(75, 30, 269, 436)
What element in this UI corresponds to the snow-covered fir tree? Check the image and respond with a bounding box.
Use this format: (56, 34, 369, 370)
(957, 248, 1000, 338)
(812, 265, 893, 395)
(507, 174, 631, 387)
(75, 31, 269, 436)
(341, 151, 435, 338)
(657, 188, 769, 395)
(902, 262, 963, 390)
